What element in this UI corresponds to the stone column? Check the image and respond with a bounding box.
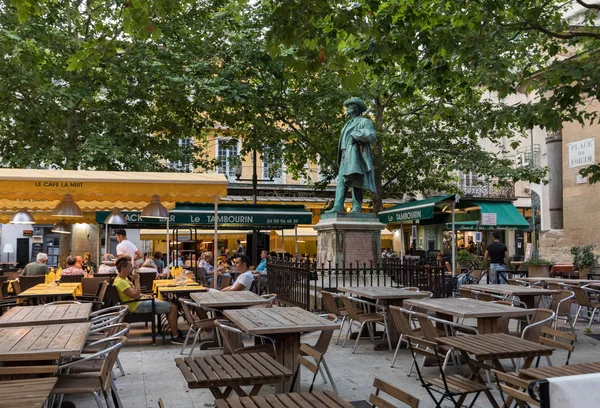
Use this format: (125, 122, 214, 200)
(546, 130, 563, 229)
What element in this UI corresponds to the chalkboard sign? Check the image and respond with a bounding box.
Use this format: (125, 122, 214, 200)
(31, 243, 43, 262)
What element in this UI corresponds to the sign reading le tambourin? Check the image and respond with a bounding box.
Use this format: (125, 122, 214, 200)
(568, 138, 595, 168)
(481, 213, 497, 226)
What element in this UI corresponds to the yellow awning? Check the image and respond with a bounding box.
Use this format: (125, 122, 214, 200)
(0, 169, 228, 209)
(0, 211, 96, 224)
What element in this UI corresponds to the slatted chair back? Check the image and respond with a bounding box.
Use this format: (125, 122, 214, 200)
(570, 285, 593, 307)
(218, 275, 232, 290)
(369, 377, 420, 408)
(389, 306, 418, 338)
(415, 312, 442, 342)
(538, 326, 576, 365)
(339, 295, 364, 321)
(95, 281, 109, 305)
(60, 274, 84, 283)
(18, 275, 45, 291)
(82, 277, 111, 296)
(406, 336, 439, 361)
(550, 290, 574, 316)
(493, 370, 540, 407)
(458, 287, 473, 298)
(295, 341, 327, 392)
(522, 308, 555, 343)
(321, 291, 343, 315)
(179, 298, 200, 330)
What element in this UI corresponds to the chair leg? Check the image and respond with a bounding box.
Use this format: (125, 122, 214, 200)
(181, 328, 195, 355)
(188, 328, 203, 356)
(92, 391, 105, 408)
(353, 322, 367, 354)
(574, 305, 583, 324)
(342, 319, 353, 348)
(588, 307, 599, 329)
(391, 336, 403, 367)
(335, 315, 347, 345)
(116, 356, 125, 376)
(321, 358, 338, 393)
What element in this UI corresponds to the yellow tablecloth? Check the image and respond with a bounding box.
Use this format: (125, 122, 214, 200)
(18, 282, 83, 299)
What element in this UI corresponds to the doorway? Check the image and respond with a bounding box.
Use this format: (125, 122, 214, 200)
(16, 238, 30, 267)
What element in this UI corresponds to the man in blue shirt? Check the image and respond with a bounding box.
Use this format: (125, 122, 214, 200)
(253, 250, 269, 293)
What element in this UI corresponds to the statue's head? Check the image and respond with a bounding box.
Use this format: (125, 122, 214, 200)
(343, 97, 367, 116)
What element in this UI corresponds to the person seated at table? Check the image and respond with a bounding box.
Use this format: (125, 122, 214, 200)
(21, 252, 50, 276)
(97, 254, 117, 274)
(82, 252, 97, 274)
(153, 251, 165, 272)
(61, 255, 86, 275)
(139, 258, 158, 274)
(113, 256, 186, 344)
(200, 252, 230, 286)
(253, 250, 269, 292)
(221, 255, 253, 292)
(185, 253, 197, 268)
(75, 255, 84, 269)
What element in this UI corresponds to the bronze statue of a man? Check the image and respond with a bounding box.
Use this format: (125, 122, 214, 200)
(325, 97, 376, 214)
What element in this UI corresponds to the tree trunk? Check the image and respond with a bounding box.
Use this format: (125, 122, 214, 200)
(372, 96, 385, 212)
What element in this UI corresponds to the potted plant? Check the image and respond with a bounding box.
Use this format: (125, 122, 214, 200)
(456, 249, 480, 271)
(571, 244, 598, 280)
(520, 258, 554, 278)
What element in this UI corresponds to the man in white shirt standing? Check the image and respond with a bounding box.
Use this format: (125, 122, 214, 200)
(221, 255, 254, 291)
(114, 228, 142, 264)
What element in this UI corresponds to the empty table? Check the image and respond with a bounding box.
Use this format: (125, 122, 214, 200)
(403, 297, 533, 334)
(223, 307, 339, 392)
(461, 284, 560, 308)
(18, 282, 83, 304)
(191, 291, 269, 309)
(215, 391, 354, 408)
(0, 378, 58, 408)
(0, 304, 92, 327)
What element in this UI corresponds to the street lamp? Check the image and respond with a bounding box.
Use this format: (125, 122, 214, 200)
(234, 147, 274, 266)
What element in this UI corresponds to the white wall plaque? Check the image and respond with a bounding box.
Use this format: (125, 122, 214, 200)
(568, 138, 595, 168)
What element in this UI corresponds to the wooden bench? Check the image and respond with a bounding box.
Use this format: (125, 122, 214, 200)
(214, 391, 353, 408)
(175, 352, 293, 399)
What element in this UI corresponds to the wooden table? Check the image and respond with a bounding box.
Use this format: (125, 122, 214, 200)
(191, 291, 269, 309)
(214, 391, 353, 408)
(518, 277, 600, 286)
(157, 285, 207, 301)
(437, 333, 554, 408)
(152, 279, 200, 293)
(176, 352, 293, 399)
(339, 286, 429, 345)
(403, 297, 533, 334)
(519, 362, 600, 380)
(0, 303, 92, 327)
(223, 307, 339, 393)
(0, 378, 58, 408)
(0, 322, 91, 361)
(461, 284, 560, 308)
(17, 282, 83, 304)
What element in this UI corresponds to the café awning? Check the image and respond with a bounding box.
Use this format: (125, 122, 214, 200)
(96, 203, 313, 229)
(274, 227, 394, 237)
(378, 195, 453, 223)
(445, 201, 529, 230)
(0, 169, 228, 210)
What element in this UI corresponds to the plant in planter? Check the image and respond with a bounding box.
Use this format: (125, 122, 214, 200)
(456, 250, 480, 270)
(520, 258, 554, 278)
(570, 244, 598, 279)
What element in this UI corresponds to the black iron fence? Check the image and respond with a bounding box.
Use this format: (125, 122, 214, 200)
(267, 259, 448, 311)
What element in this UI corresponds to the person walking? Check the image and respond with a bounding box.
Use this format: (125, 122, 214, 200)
(114, 228, 142, 264)
(483, 232, 511, 284)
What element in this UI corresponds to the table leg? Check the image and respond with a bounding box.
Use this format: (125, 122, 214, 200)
(477, 317, 499, 334)
(521, 295, 536, 309)
(272, 333, 300, 393)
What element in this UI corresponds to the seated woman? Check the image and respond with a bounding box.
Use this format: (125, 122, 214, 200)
(113, 256, 185, 344)
(61, 255, 86, 275)
(139, 258, 159, 275)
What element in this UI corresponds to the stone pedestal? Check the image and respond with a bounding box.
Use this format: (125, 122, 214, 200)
(313, 213, 385, 266)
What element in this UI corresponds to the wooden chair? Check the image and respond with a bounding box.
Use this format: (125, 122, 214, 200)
(340, 295, 390, 353)
(50, 336, 126, 408)
(291, 324, 337, 393)
(214, 320, 276, 358)
(75, 323, 130, 377)
(352, 377, 420, 408)
(18, 275, 45, 291)
(137, 272, 156, 294)
(106, 284, 163, 345)
(321, 290, 355, 345)
(389, 306, 423, 370)
(521, 309, 556, 343)
(492, 369, 539, 408)
(218, 275, 232, 290)
(571, 285, 600, 329)
(60, 274, 84, 283)
(179, 298, 217, 356)
(537, 326, 576, 366)
(81, 276, 112, 297)
(406, 336, 489, 408)
(78, 281, 109, 311)
(458, 287, 474, 299)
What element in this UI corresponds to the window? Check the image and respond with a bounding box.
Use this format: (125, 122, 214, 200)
(458, 171, 480, 186)
(169, 138, 194, 172)
(262, 150, 285, 184)
(216, 139, 239, 181)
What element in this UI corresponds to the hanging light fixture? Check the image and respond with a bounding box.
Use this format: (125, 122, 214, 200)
(52, 194, 83, 217)
(9, 210, 36, 224)
(105, 208, 128, 225)
(141, 195, 168, 218)
(51, 220, 71, 234)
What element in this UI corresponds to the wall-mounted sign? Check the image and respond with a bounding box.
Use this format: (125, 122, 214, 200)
(411, 225, 417, 240)
(475, 231, 482, 243)
(568, 138, 595, 168)
(23, 230, 33, 237)
(481, 213, 497, 226)
(577, 174, 589, 184)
